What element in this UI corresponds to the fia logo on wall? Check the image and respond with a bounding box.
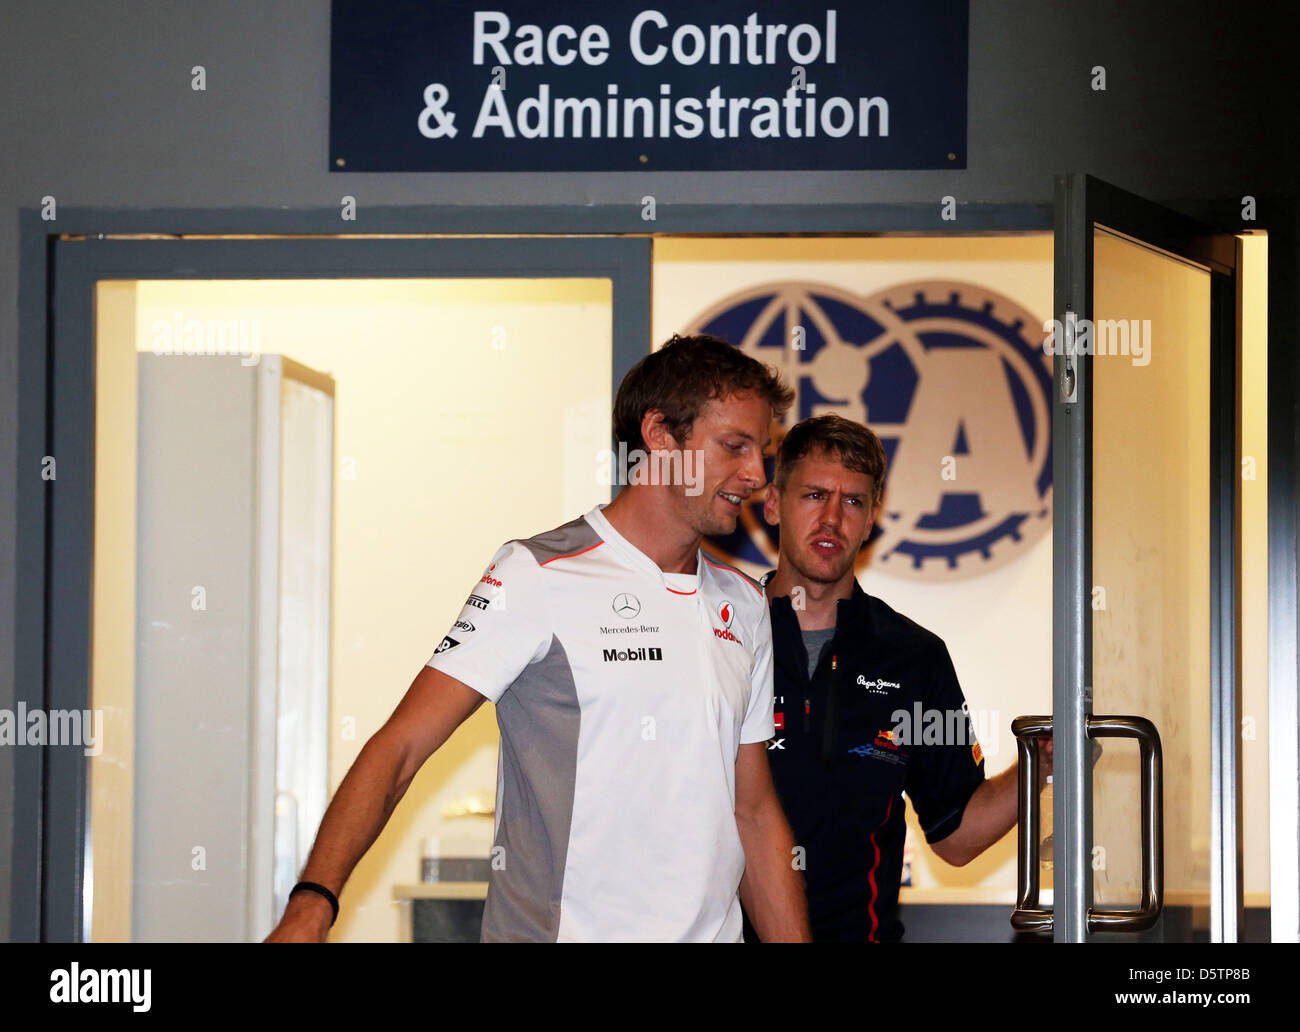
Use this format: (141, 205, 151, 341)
(689, 281, 1053, 580)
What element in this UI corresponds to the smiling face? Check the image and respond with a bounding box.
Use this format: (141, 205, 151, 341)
(650, 390, 773, 539)
(764, 446, 880, 586)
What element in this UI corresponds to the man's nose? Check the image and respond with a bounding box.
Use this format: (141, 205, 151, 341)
(741, 448, 766, 487)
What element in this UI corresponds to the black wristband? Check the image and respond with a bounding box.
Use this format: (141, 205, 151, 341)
(290, 881, 339, 926)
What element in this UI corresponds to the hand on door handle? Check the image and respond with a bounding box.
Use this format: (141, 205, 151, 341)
(1034, 736, 1103, 792)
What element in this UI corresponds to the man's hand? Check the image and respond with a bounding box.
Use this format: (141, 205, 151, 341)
(735, 742, 812, 941)
(1037, 735, 1103, 792)
(264, 890, 335, 943)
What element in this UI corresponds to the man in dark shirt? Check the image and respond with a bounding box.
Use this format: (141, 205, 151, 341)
(742, 414, 1051, 942)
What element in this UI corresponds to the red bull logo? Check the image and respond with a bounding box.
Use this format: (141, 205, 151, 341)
(874, 728, 900, 751)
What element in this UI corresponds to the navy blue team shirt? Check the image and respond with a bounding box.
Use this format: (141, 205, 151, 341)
(742, 575, 987, 942)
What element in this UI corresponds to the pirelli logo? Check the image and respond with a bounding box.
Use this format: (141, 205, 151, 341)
(602, 647, 663, 662)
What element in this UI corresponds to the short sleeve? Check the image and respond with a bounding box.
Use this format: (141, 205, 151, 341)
(425, 542, 552, 703)
(739, 602, 776, 744)
(903, 642, 987, 844)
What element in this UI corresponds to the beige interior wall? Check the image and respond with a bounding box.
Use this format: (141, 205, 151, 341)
(1239, 234, 1269, 900)
(1091, 231, 1269, 906)
(1091, 229, 1212, 907)
(89, 281, 138, 941)
(130, 278, 612, 941)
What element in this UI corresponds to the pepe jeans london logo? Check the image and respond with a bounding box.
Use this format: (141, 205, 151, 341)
(690, 281, 1054, 581)
(857, 674, 900, 695)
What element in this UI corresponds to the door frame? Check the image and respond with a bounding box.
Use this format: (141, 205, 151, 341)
(13, 195, 1293, 943)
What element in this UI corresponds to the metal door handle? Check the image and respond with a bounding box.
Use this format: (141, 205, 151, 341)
(1010, 714, 1164, 934)
(1011, 715, 1053, 932)
(1085, 716, 1163, 931)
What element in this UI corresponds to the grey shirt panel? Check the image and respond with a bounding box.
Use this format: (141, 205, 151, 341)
(478, 632, 582, 942)
(478, 516, 599, 942)
(513, 513, 602, 565)
(801, 627, 836, 680)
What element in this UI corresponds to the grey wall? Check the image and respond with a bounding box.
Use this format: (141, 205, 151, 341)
(2, 1, 1296, 941)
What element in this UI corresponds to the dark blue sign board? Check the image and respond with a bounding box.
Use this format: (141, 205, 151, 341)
(330, 1, 968, 172)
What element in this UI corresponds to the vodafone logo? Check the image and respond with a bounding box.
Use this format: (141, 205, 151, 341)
(713, 599, 741, 644)
(479, 562, 503, 588)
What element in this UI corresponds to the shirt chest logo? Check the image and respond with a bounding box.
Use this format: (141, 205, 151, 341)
(844, 727, 910, 766)
(847, 740, 909, 767)
(600, 591, 659, 636)
(612, 592, 641, 619)
(713, 599, 743, 646)
(602, 646, 663, 663)
(857, 674, 900, 695)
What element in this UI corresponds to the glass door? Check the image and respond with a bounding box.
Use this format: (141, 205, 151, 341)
(1014, 174, 1240, 942)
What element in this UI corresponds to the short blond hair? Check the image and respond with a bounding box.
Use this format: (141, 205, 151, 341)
(774, 414, 887, 506)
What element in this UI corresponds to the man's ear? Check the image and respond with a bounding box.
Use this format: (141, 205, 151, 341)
(762, 484, 780, 527)
(640, 409, 671, 453)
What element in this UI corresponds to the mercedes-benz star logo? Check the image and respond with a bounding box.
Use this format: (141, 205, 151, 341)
(612, 593, 641, 619)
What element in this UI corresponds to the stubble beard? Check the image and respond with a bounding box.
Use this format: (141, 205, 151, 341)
(787, 539, 857, 587)
(666, 483, 737, 541)
(692, 492, 740, 538)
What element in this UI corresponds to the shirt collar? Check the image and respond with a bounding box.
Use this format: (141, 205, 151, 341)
(765, 570, 871, 625)
(584, 503, 702, 589)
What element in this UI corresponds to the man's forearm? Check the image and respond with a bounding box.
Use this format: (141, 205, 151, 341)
(289, 730, 414, 916)
(737, 802, 811, 942)
(943, 764, 1020, 863)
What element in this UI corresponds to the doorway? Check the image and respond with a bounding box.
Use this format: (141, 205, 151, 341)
(13, 197, 1279, 942)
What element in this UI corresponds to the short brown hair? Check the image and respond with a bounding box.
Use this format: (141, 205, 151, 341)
(774, 414, 888, 506)
(614, 333, 794, 450)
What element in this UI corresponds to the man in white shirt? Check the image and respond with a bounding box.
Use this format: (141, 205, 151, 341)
(266, 333, 810, 943)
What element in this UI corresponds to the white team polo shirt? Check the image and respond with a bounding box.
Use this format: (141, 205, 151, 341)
(426, 503, 774, 942)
